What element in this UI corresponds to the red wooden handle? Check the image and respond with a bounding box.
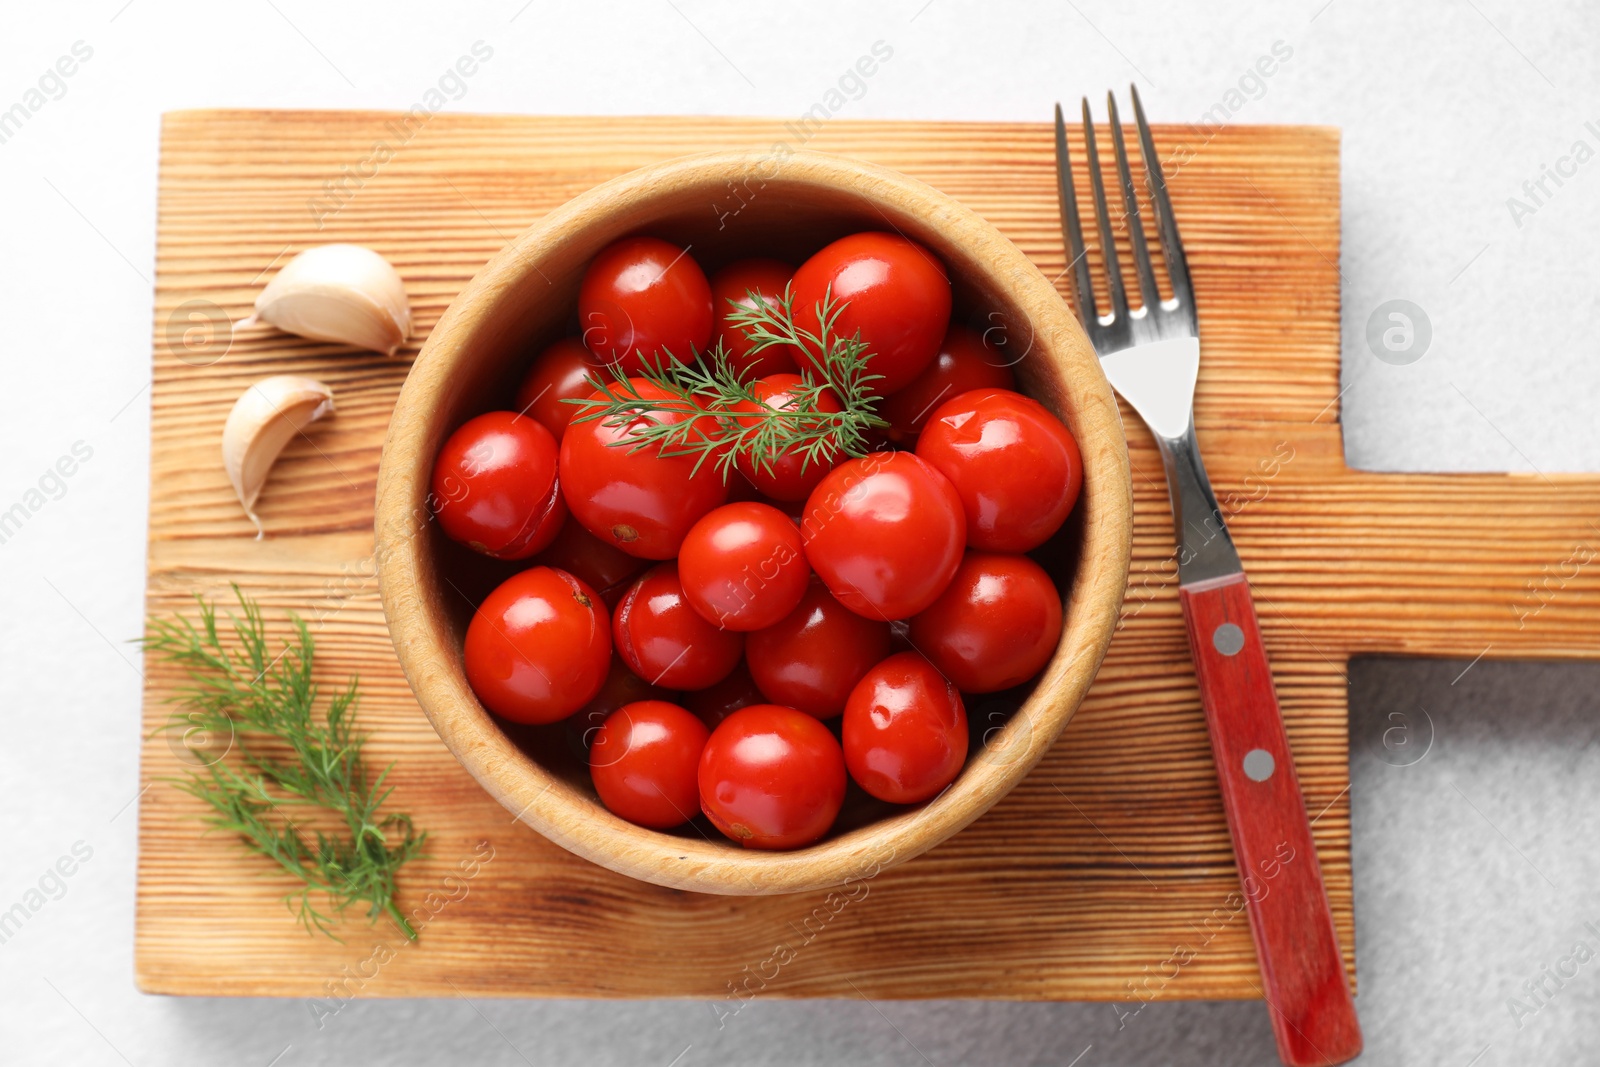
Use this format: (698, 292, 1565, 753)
(1178, 572, 1362, 1066)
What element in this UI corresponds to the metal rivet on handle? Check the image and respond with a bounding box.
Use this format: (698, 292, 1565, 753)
(1243, 749, 1275, 782)
(1212, 622, 1245, 656)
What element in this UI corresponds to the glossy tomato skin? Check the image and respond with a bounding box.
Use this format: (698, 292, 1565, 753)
(578, 236, 713, 374)
(613, 562, 744, 690)
(801, 451, 967, 620)
(745, 579, 891, 718)
(534, 516, 649, 607)
(698, 704, 847, 849)
(563, 655, 676, 761)
(790, 232, 951, 395)
(464, 566, 611, 724)
(878, 325, 1017, 444)
(558, 379, 729, 559)
(589, 700, 710, 829)
(842, 652, 968, 804)
(710, 258, 801, 379)
(731, 374, 844, 502)
(684, 661, 765, 731)
(678, 502, 810, 631)
(515, 337, 604, 442)
(910, 552, 1063, 693)
(432, 411, 567, 560)
(915, 388, 1083, 552)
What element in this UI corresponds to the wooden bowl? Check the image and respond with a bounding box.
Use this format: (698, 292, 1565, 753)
(375, 149, 1131, 895)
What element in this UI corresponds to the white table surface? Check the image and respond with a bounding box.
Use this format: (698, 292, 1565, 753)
(4, 1, 1598, 1063)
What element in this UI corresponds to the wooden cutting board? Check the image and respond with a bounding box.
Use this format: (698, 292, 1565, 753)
(136, 111, 1600, 1002)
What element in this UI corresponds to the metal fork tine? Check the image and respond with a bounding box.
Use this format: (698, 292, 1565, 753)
(1053, 102, 1097, 328)
(1079, 97, 1129, 324)
(1129, 83, 1193, 311)
(1106, 91, 1160, 314)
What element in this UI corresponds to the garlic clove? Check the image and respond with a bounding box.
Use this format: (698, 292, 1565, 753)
(222, 375, 336, 538)
(245, 244, 412, 356)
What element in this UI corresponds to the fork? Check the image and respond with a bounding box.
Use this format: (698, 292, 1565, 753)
(1054, 88, 1363, 1066)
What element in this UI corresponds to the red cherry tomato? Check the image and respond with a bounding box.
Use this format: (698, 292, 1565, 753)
(464, 566, 611, 724)
(790, 232, 951, 395)
(534, 516, 648, 607)
(684, 661, 765, 731)
(563, 655, 675, 761)
(877, 325, 1017, 444)
(745, 579, 891, 718)
(915, 388, 1083, 552)
(590, 700, 710, 829)
(515, 337, 604, 442)
(558, 379, 729, 559)
(842, 651, 968, 804)
(432, 411, 567, 560)
(730, 374, 844, 502)
(801, 451, 966, 620)
(613, 562, 744, 690)
(579, 236, 712, 374)
(910, 552, 1063, 693)
(710, 258, 801, 379)
(698, 704, 846, 849)
(678, 502, 810, 632)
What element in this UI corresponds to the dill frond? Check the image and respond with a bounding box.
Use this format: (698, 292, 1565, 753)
(565, 285, 888, 481)
(144, 587, 426, 940)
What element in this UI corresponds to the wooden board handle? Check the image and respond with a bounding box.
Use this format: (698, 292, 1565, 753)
(1179, 572, 1363, 1066)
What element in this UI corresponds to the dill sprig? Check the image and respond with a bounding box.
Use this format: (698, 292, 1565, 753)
(144, 587, 426, 941)
(567, 286, 888, 480)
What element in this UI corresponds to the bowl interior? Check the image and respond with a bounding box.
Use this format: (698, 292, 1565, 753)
(378, 150, 1130, 893)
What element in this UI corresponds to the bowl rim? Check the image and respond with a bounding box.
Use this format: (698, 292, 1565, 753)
(375, 148, 1132, 895)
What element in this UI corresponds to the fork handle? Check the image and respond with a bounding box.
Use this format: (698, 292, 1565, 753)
(1179, 572, 1363, 1066)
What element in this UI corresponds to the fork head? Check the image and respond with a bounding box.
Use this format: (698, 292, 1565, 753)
(1055, 86, 1201, 442)
(1054, 86, 1196, 352)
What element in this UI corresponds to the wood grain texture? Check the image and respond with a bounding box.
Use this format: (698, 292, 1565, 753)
(137, 112, 1600, 1002)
